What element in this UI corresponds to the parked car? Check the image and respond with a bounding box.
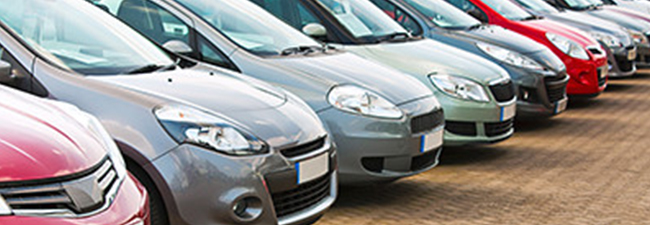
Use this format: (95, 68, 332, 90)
(446, 0, 609, 97)
(99, 0, 444, 184)
(252, 0, 517, 146)
(0, 82, 149, 225)
(0, 1, 336, 225)
(601, 0, 650, 14)
(513, 0, 638, 77)
(370, 0, 569, 117)
(544, 0, 650, 66)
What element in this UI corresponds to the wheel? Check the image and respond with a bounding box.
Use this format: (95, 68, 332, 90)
(126, 158, 170, 225)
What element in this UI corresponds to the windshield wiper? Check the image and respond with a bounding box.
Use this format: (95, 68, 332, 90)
(467, 24, 482, 30)
(376, 32, 411, 43)
(124, 63, 177, 74)
(280, 45, 325, 56)
(520, 15, 538, 21)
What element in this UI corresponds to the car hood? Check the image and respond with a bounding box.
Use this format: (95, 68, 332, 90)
(0, 87, 106, 183)
(521, 19, 600, 47)
(545, 11, 631, 44)
(343, 39, 509, 84)
(459, 25, 547, 54)
(93, 67, 287, 113)
(268, 52, 433, 105)
(585, 7, 650, 32)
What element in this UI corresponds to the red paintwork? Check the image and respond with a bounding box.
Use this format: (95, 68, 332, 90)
(0, 86, 149, 225)
(467, 0, 608, 95)
(0, 174, 150, 225)
(603, 5, 650, 23)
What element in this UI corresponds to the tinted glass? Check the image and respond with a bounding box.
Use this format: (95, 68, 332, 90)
(482, 0, 533, 20)
(316, 0, 408, 38)
(370, 0, 423, 35)
(405, 0, 481, 29)
(515, 0, 561, 13)
(0, 0, 174, 75)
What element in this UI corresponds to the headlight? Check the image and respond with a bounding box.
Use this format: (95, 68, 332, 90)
(546, 33, 590, 60)
(476, 42, 544, 70)
(155, 105, 266, 156)
(588, 31, 622, 47)
(429, 74, 490, 102)
(327, 85, 403, 119)
(629, 30, 649, 45)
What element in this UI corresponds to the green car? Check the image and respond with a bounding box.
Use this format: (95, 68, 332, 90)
(253, 0, 516, 145)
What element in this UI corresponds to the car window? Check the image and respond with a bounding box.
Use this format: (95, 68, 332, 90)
(98, 0, 190, 46)
(0, 46, 47, 97)
(197, 35, 238, 71)
(252, 0, 327, 36)
(445, 0, 488, 22)
(370, 0, 423, 36)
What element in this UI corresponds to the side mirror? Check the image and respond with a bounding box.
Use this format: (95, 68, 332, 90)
(466, 9, 488, 23)
(162, 40, 193, 55)
(0, 60, 13, 83)
(302, 23, 327, 38)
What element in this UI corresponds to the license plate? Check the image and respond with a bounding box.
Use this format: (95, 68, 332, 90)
(421, 129, 443, 153)
(554, 98, 568, 114)
(295, 153, 329, 184)
(500, 104, 516, 121)
(628, 48, 637, 61)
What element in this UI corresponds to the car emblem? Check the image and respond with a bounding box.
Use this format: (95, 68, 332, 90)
(62, 175, 104, 213)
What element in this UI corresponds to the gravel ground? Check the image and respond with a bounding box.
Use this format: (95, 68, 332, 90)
(315, 69, 650, 225)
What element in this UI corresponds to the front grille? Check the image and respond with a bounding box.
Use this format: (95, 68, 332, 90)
(410, 109, 444, 134)
(597, 68, 607, 87)
(489, 81, 515, 102)
(484, 119, 514, 137)
(271, 172, 331, 218)
(544, 76, 567, 103)
(280, 137, 326, 158)
(588, 47, 603, 55)
(445, 121, 477, 136)
(0, 159, 119, 217)
(410, 148, 440, 171)
(614, 54, 634, 72)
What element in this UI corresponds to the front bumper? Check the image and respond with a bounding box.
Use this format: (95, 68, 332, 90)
(0, 174, 149, 225)
(564, 54, 608, 96)
(150, 140, 337, 225)
(635, 44, 650, 67)
(607, 45, 637, 77)
(318, 95, 444, 184)
(502, 64, 569, 117)
(435, 90, 516, 147)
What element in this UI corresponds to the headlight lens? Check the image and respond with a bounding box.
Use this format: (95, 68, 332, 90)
(429, 74, 490, 102)
(629, 30, 649, 45)
(327, 85, 403, 119)
(588, 31, 622, 47)
(476, 42, 544, 70)
(546, 33, 590, 60)
(155, 105, 266, 156)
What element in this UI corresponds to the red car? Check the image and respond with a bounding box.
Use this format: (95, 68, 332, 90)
(446, 0, 609, 96)
(0, 69, 149, 225)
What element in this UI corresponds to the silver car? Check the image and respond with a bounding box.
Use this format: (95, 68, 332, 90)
(98, 0, 445, 184)
(0, 0, 336, 225)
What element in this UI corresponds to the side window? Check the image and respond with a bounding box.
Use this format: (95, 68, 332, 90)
(0, 46, 47, 97)
(370, 0, 423, 36)
(197, 35, 238, 72)
(252, 0, 323, 32)
(446, 0, 488, 22)
(101, 0, 191, 46)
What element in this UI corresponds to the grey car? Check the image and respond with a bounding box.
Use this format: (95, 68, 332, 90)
(99, 0, 445, 184)
(514, 0, 638, 77)
(370, 0, 569, 117)
(544, 0, 650, 67)
(0, 1, 337, 225)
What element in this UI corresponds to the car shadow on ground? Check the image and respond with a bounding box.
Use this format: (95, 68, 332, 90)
(438, 145, 509, 166)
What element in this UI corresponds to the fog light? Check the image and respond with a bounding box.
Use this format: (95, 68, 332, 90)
(232, 196, 263, 222)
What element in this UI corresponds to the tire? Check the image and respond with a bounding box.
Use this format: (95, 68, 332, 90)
(126, 159, 170, 225)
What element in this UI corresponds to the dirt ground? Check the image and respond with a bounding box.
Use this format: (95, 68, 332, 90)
(315, 69, 650, 225)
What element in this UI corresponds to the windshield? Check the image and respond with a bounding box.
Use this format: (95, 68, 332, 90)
(175, 0, 319, 56)
(404, 0, 481, 29)
(564, 0, 602, 9)
(514, 0, 560, 13)
(316, 0, 408, 38)
(0, 0, 173, 75)
(481, 0, 534, 20)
